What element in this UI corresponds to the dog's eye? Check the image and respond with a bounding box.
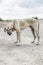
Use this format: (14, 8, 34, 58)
(7, 29, 8, 31)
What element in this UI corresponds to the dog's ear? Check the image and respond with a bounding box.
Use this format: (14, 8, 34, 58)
(4, 28, 6, 32)
(12, 26, 14, 31)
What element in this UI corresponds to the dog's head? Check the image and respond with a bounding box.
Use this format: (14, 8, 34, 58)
(4, 22, 14, 36)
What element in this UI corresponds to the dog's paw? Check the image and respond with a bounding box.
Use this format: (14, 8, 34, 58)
(31, 40, 35, 43)
(14, 41, 20, 46)
(14, 41, 18, 43)
(35, 42, 39, 45)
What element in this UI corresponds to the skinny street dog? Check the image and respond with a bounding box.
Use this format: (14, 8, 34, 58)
(4, 18, 40, 45)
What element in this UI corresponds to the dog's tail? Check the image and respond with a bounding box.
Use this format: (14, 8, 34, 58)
(32, 17, 38, 20)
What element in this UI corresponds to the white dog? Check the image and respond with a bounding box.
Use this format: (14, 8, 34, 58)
(4, 18, 40, 45)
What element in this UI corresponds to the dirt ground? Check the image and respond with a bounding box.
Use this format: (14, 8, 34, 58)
(0, 20, 43, 65)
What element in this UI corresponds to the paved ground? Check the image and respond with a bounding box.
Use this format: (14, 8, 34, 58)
(0, 20, 43, 65)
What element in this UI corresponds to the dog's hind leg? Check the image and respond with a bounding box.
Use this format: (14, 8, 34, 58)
(29, 26, 36, 43)
(33, 22, 40, 45)
(34, 28, 40, 45)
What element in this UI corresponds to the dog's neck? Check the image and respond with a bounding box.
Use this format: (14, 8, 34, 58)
(12, 22, 16, 31)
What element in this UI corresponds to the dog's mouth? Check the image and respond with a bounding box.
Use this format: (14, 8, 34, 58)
(7, 32, 12, 36)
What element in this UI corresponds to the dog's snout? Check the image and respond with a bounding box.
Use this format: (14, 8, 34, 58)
(8, 33, 11, 35)
(7, 32, 12, 36)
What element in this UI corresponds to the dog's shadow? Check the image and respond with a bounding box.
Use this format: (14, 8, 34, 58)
(5, 42, 39, 51)
(3, 43, 32, 50)
(0, 42, 40, 52)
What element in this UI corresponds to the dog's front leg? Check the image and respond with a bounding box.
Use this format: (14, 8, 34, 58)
(17, 31, 21, 43)
(15, 31, 21, 45)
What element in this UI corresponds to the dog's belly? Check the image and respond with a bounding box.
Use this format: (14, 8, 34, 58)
(20, 21, 30, 30)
